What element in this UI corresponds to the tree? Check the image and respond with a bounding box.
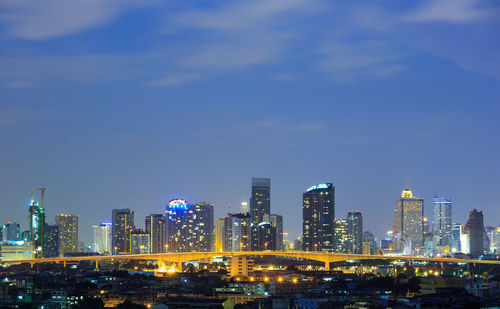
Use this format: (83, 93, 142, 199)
(116, 299, 147, 309)
(71, 296, 104, 309)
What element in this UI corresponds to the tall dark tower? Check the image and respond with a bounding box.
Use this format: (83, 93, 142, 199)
(302, 183, 335, 252)
(464, 209, 484, 257)
(29, 195, 45, 256)
(250, 178, 271, 224)
(111, 208, 134, 254)
(145, 214, 166, 253)
(347, 211, 363, 254)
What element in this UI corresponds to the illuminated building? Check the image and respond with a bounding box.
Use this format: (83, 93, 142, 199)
(334, 218, 348, 253)
(166, 199, 189, 252)
(450, 223, 463, 253)
(423, 217, 430, 233)
(363, 231, 377, 255)
(55, 214, 78, 255)
(0, 241, 35, 261)
(392, 189, 424, 251)
(215, 218, 225, 252)
(188, 202, 214, 252)
(250, 178, 271, 224)
(92, 223, 112, 254)
(302, 183, 335, 252)
(28, 195, 45, 256)
(433, 197, 452, 247)
(231, 213, 252, 252)
(485, 226, 495, 253)
(112, 208, 134, 254)
(464, 209, 484, 257)
(131, 229, 151, 254)
(224, 216, 233, 252)
(347, 211, 363, 254)
(257, 222, 276, 250)
(263, 214, 283, 251)
(228, 256, 254, 278)
(1, 222, 20, 241)
(492, 226, 500, 253)
(145, 214, 166, 253)
(43, 224, 59, 257)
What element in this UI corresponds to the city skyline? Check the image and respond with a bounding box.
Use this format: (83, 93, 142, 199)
(1, 0, 499, 247)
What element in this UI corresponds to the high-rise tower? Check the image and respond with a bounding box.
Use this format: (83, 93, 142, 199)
(302, 183, 335, 252)
(28, 195, 45, 256)
(112, 209, 134, 254)
(250, 178, 271, 224)
(392, 189, 424, 250)
(347, 211, 363, 254)
(464, 209, 484, 257)
(433, 197, 452, 247)
(55, 214, 79, 255)
(145, 214, 166, 253)
(92, 223, 112, 254)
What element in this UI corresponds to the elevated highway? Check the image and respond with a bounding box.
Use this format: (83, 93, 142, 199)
(1, 251, 498, 270)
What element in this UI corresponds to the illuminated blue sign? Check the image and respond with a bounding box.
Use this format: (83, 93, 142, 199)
(306, 183, 332, 192)
(433, 199, 452, 204)
(168, 199, 188, 211)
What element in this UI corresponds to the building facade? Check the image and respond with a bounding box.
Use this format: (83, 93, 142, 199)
(231, 213, 252, 252)
(334, 218, 348, 253)
(1, 222, 20, 242)
(392, 189, 424, 251)
(131, 229, 151, 254)
(347, 211, 363, 254)
(433, 197, 452, 247)
(302, 183, 335, 252)
(112, 209, 134, 254)
(145, 214, 166, 253)
(43, 224, 60, 258)
(188, 202, 214, 252)
(464, 209, 484, 257)
(55, 214, 78, 255)
(29, 196, 45, 255)
(250, 178, 271, 225)
(92, 223, 112, 254)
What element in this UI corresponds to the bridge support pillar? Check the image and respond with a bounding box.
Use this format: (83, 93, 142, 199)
(176, 261, 183, 272)
(324, 262, 330, 271)
(63, 261, 66, 268)
(30, 263, 34, 269)
(95, 260, 99, 270)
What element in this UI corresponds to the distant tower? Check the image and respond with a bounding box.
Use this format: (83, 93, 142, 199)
(145, 214, 166, 253)
(92, 223, 112, 254)
(302, 183, 335, 252)
(250, 178, 271, 224)
(43, 224, 60, 258)
(28, 195, 45, 256)
(55, 214, 79, 255)
(166, 199, 190, 253)
(112, 208, 135, 254)
(392, 189, 424, 251)
(347, 211, 363, 254)
(433, 197, 452, 247)
(464, 209, 484, 257)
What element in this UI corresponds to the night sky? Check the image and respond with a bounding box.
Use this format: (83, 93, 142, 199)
(1, 0, 499, 244)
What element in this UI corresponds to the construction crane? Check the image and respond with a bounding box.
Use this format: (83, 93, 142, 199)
(36, 186, 46, 209)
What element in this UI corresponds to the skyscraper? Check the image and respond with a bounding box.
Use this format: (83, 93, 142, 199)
(347, 211, 363, 254)
(215, 218, 225, 252)
(55, 214, 78, 255)
(231, 213, 252, 252)
(112, 208, 134, 254)
(302, 183, 335, 252)
(464, 209, 484, 257)
(392, 189, 424, 250)
(1, 222, 20, 241)
(263, 214, 283, 251)
(433, 197, 452, 247)
(257, 221, 276, 250)
(166, 199, 190, 252)
(334, 218, 348, 253)
(188, 202, 214, 252)
(28, 195, 45, 255)
(131, 229, 151, 254)
(43, 224, 59, 258)
(92, 223, 112, 254)
(145, 214, 166, 253)
(250, 178, 271, 224)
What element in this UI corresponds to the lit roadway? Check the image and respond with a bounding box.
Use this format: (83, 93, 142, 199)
(0, 251, 498, 270)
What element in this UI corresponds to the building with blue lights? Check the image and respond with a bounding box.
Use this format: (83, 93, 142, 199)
(433, 197, 452, 248)
(302, 183, 335, 252)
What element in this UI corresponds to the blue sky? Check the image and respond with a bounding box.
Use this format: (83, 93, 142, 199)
(0, 0, 499, 244)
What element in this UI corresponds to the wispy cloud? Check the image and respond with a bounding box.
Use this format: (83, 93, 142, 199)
(0, 0, 154, 40)
(147, 73, 201, 87)
(403, 0, 493, 23)
(0, 107, 57, 125)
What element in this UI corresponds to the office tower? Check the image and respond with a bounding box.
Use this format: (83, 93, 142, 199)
(423, 217, 430, 233)
(43, 224, 59, 257)
(257, 222, 276, 250)
(392, 189, 424, 250)
(92, 223, 112, 254)
(334, 218, 348, 253)
(231, 213, 252, 252)
(240, 202, 249, 213)
(112, 208, 134, 254)
(28, 195, 45, 255)
(302, 183, 335, 252)
(1, 222, 20, 241)
(215, 218, 225, 252)
(492, 226, 500, 253)
(363, 231, 377, 255)
(485, 226, 495, 253)
(464, 209, 484, 257)
(188, 202, 214, 252)
(263, 214, 283, 251)
(55, 214, 79, 255)
(347, 211, 363, 254)
(131, 229, 151, 254)
(450, 223, 463, 253)
(145, 214, 166, 253)
(166, 199, 190, 252)
(223, 216, 233, 252)
(250, 178, 271, 224)
(433, 197, 452, 247)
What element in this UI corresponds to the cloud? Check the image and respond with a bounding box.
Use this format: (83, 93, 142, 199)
(403, 0, 493, 23)
(317, 40, 406, 82)
(1, 80, 33, 89)
(147, 73, 201, 87)
(0, 0, 153, 40)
